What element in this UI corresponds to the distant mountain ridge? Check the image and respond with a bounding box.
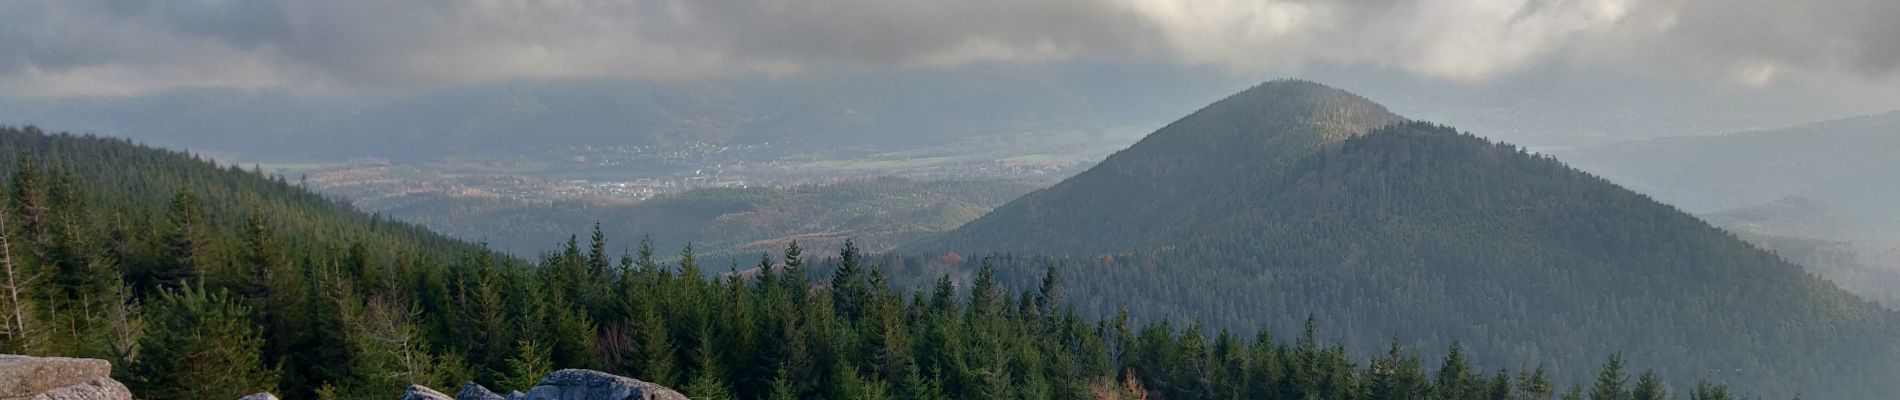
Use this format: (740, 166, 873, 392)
(909, 80, 1406, 255)
(1556, 110, 1900, 220)
(903, 80, 1900, 399)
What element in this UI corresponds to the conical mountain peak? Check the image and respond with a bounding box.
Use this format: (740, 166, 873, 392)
(908, 79, 1405, 255)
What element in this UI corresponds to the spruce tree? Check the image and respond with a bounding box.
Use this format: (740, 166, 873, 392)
(968, 257, 1000, 319)
(1034, 266, 1061, 323)
(587, 222, 608, 278)
(1630, 370, 1665, 400)
(126, 285, 279, 400)
(1436, 342, 1475, 399)
(502, 339, 553, 392)
(832, 240, 868, 321)
(1689, 381, 1731, 400)
(1518, 365, 1553, 400)
(1486, 370, 1514, 400)
(0, 193, 40, 353)
(683, 319, 735, 400)
(768, 367, 799, 400)
(1589, 354, 1629, 400)
(638, 297, 679, 387)
(155, 189, 206, 291)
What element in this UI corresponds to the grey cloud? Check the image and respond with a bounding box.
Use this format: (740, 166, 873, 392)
(0, 0, 1897, 96)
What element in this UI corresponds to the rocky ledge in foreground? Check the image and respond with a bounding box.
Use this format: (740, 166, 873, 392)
(402, 369, 687, 400)
(0, 355, 132, 400)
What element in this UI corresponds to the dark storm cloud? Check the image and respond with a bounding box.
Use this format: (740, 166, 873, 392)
(0, 0, 1896, 96)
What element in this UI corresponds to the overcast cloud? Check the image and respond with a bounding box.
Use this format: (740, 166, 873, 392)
(1, 0, 1897, 96)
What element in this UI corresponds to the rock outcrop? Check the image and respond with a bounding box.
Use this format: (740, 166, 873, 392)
(0, 355, 131, 400)
(456, 382, 506, 400)
(400, 384, 454, 400)
(237, 393, 279, 400)
(408, 369, 684, 400)
(519, 369, 687, 400)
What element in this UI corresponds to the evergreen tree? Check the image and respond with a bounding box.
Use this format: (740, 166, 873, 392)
(1435, 342, 1475, 399)
(236, 211, 280, 312)
(1589, 354, 1629, 400)
(1517, 365, 1553, 400)
(126, 285, 278, 400)
(587, 222, 608, 278)
(1689, 381, 1731, 400)
(154, 189, 206, 291)
(833, 240, 869, 321)
(929, 274, 955, 313)
(1486, 370, 1514, 400)
(683, 319, 735, 400)
(1629, 370, 1665, 400)
(638, 297, 679, 387)
(1561, 386, 1585, 400)
(968, 257, 1000, 319)
(0, 184, 40, 354)
(1367, 340, 1426, 400)
(502, 340, 553, 392)
(1035, 266, 1061, 321)
(768, 367, 799, 400)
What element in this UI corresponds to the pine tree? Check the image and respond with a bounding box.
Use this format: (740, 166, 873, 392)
(1367, 340, 1425, 400)
(9, 154, 49, 249)
(237, 211, 280, 311)
(929, 274, 955, 313)
(336, 294, 468, 398)
(638, 297, 679, 387)
(683, 319, 735, 400)
(502, 340, 553, 392)
(1630, 370, 1665, 400)
(1436, 342, 1475, 399)
(0, 194, 40, 354)
(636, 235, 660, 276)
(126, 285, 279, 400)
(832, 239, 869, 321)
(1689, 381, 1730, 400)
(901, 363, 950, 400)
(1588, 354, 1629, 400)
(768, 367, 799, 400)
(587, 222, 609, 278)
(968, 257, 1000, 319)
(1561, 386, 1585, 400)
(1517, 365, 1553, 400)
(781, 241, 807, 302)
(1486, 370, 1514, 400)
(1034, 266, 1061, 324)
(155, 189, 206, 291)
(837, 361, 892, 400)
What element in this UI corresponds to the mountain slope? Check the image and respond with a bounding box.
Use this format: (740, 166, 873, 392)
(2, 126, 1763, 400)
(1703, 197, 1900, 308)
(903, 82, 1900, 398)
(911, 80, 1406, 254)
(1554, 110, 1900, 220)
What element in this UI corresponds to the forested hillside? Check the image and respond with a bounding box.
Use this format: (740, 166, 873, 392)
(908, 82, 1900, 399)
(911, 80, 1406, 255)
(1, 126, 1755, 400)
(1702, 197, 1900, 308)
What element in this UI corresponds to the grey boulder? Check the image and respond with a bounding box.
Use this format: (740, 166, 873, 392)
(0, 355, 130, 400)
(518, 369, 687, 400)
(400, 384, 454, 400)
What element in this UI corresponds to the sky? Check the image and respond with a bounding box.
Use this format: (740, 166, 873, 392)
(2, 0, 1897, 97)
(1, 0, 1898, 158)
